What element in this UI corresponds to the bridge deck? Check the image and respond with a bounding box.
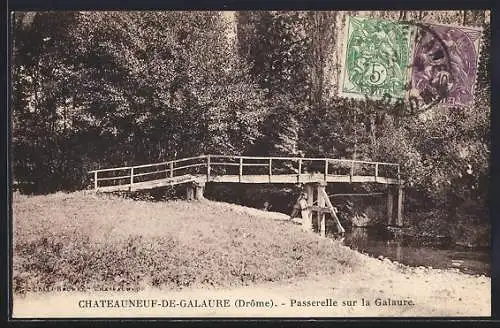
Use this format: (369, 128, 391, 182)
(208, 174, 399, 185)
(97, 175, 196, 192)
(96, 173, 400, 192)
(90, 155, 402, 192)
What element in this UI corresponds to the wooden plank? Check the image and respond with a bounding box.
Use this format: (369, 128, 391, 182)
(326, 159, 399, 167)
(210, 155, 324, 161)
(350, 161, 354, 183)
(207, 155, 211, 180)
(210, 162, 240, 166)
(89, 161, 166, 174)
(317, 184, 326, 237)
(171, 155, 207, 163)
(96, 175, 131, 181)
(186, 184, 194, 200)
(327, 176, 400, 184)
(304, 184, 314, 232)
(318, 187, 345, 234)
(195, 182, 205, 200)
(134, 177, 197, 191)
(133, 169, 169, 178)
(174, 163, 206, 171)
(98, 175, 198, 192)
(239, 158, 243, 182)
(92, 155, 207, 174)
(207, 174, 400, 185)
(330, 192, 385, 197)
(205, 154, 238, 159)
(387, 187, 394, 226)
(397, 186, 404, 226)
(298, 159, 302, 183)
(324, 159, 328, 181)
(132, 161, 169, 170)
(268, 158, 272, 182)
(242, 163, 268, 167)
(310, 206, 332, 213)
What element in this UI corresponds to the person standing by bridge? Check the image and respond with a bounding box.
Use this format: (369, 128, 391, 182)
(289, 191, 309, 221)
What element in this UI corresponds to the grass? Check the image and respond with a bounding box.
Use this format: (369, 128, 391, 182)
(12, 191, 360, 294)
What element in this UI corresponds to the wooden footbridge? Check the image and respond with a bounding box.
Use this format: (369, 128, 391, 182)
(88, 155, 405, 235)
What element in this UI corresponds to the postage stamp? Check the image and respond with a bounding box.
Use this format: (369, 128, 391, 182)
(339, 16, 414, 100)
(410, 23, 483, 107)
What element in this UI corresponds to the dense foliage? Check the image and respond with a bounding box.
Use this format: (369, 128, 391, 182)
(12, 12, 266, 193)
(11, 11, 490, 244)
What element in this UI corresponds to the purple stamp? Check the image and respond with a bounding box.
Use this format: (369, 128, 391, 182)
(410, 24, 482, 107)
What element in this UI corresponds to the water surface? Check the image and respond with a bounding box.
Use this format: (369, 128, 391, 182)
(340, 227, 490, 276)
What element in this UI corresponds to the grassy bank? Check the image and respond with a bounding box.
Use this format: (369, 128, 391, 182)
(13, 192, 360, 294)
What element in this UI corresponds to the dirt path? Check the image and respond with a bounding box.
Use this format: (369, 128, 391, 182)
(13, 253, 490, 318)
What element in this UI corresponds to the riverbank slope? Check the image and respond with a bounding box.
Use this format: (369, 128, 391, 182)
(12, 192, 490, 317)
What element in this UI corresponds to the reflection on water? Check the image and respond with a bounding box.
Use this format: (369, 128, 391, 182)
(341, 227, 490, 276)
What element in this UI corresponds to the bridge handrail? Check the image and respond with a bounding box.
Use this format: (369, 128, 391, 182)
(88, 154, 401, 190)
(209, 155, 399, 166)
(88, 155, 207, 174)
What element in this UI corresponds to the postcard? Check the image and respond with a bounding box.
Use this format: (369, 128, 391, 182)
(10, 10, 491, 318)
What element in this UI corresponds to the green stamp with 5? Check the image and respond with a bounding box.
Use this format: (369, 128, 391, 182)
(341, 16, 414, 99)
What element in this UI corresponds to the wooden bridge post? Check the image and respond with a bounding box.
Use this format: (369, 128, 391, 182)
(207, 156, 211, 182)
(186, 183, 194, 201)
(94, 171, 98, 190)
(194, 181, 205, 200)
(318, 187, 345, 235)
(387, 186, 394, 226)
(324, 159, 328, 181)
(396, 185, 404, 226)
(303, 183, 314, 232)
(268, 158, 272, 183)
(317, 182, 327, 237)
(350, 160, 354, 183)
(298, 159, 302, 183)
(239, 157, 243, 182)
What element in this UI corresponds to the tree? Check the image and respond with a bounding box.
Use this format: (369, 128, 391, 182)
(12, 11, 267, 193)
(12, 12, 86, 192)
(304, 11, 338, 109)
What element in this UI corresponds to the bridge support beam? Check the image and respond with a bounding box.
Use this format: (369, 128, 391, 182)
(317, 182, 327, 237)
(387, 186, 394, 226)
(186, 182, 205, 201)
(396, 186, 404, 227)
(194, 182, 205, 200)
(186, 183, 195, 201)
(302, 183, 314, 232)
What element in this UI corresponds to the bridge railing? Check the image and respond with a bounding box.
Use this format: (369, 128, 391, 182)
(88, 155, 208, 190)
(88, 155, 400, 190)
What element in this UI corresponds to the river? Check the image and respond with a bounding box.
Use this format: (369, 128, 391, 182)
(339, 226, 490, 276)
